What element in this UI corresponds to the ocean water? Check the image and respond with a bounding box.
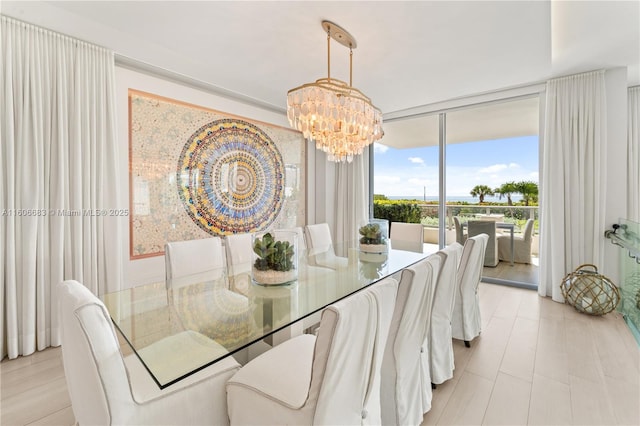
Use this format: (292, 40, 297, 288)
(385, 195, 524, 203)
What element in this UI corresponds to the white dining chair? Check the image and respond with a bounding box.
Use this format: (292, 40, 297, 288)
(380, 253, 441, 424)
(497, 218, 535, 263)
(451, 234, 488, 347)
(390, 222, 424, 252)
(279, 226, 334, 331)
(59, 280, 240, 426)
(165, 237, 227, 289)
(223, 233, 254, 295)
(165, 237, 252, 351)
(304, 223, 349, 270)
(430, 242, 464, 386)
(226, 277, 398, 425)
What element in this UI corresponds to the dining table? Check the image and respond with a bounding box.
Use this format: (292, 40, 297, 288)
(101, 242, 433, 389)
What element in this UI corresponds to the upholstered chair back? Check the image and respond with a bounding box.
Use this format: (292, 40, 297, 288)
(390, 222, 424, 252)
(312, 278, 397, 424)
(522, 218, 535, 242)
(467, 220, 498, 267)
(381, 253, 441, 425)
(452, 234, 488, 345)
(165, 237, 226, 289)
(226, 277, 398, 425)
(59, 280, 139, 425)
(304, 223, 348, 270)
(60, 280, 241, 425)
(430, 242, 464, 384)
(453, 216, 467, 245)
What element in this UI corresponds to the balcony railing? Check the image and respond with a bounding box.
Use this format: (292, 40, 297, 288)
(417, 204, 538, 230)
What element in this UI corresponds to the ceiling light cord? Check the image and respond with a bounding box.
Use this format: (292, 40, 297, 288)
(349, 47, 353, 87)
(327, 29, 331, 82)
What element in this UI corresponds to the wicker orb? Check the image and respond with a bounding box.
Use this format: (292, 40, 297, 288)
(561, 264, 620, 316)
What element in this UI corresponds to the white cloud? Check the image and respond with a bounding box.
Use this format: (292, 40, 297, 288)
(408, 157, 424, 165)
(479, 164, 508, 173)
(373, 143, 389, 153)
(508, 162, 521, 169)
(375, 175, 402, 184)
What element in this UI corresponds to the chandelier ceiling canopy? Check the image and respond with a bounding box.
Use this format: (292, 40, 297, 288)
(286, 20, 383, 163)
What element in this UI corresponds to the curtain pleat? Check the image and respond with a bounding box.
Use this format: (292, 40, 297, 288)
(1, 16, 121, 359)
(334, 150, 369, 252)
(628, 86, 640, 222)
(539, 70, 607, 301)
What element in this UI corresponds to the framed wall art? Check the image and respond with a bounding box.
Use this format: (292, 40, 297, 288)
(129, 89, 306, 259)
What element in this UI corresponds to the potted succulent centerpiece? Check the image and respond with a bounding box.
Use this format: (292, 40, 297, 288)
(358, 222, 388, 254)
(252, 231, 298, 286)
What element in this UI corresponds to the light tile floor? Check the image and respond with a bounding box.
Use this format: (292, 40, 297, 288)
(1, 282, 638, 426)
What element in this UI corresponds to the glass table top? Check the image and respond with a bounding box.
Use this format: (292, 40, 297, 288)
(101, 243, 432, 388)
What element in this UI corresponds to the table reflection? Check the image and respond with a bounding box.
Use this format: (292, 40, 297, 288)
(102, 242, 431, 388)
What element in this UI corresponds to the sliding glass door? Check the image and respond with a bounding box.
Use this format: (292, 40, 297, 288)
(373, 96, 540, 288)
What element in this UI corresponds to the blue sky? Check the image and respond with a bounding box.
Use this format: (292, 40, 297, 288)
(373, 135, 539, 198)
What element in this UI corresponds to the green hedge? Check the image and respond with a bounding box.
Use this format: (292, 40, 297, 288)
(373, 200, 422, 224)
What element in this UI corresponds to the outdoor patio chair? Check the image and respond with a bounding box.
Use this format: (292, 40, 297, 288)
(498, 219, 535, 264)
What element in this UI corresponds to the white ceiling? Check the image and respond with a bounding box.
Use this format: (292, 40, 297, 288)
(2, 0, 639, 148)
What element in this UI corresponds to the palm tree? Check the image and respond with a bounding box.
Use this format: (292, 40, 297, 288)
(514, 181, 539, 206)
(470, 185, 495, 204)
(495, 181, 517, 206)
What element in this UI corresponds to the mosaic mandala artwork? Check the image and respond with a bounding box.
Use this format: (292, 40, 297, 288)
(129, 90, 305, 259)
(177, 119, 285, 235)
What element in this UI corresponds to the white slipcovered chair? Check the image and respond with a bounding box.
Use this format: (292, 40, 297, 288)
(226, 277, 398, 425)
(498, 218, 535, 264)
(430, 242, 464, 386)
(304, 223, 349, 270)
(467, 220, 498, 267)
(390, 222, 424, 252)
(165, 237, 251, 350)
(451, 234, 488, 347)
(223, 233, 254, 295)
(453, 216, 467, 245)
(280, 226, 334, 331)
(59, 280, 240, 426)
(381, 253, 441, 425)
(165, 237, 227, 289)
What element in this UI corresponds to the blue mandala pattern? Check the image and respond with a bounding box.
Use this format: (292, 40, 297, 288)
(177, 119, 285, 235)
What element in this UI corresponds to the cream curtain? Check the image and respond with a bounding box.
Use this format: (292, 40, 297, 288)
(539, 71, 607, 301)
(628, 86, 640, 222)
(334, 150, 369, 248)
(1, 16, 121, 359)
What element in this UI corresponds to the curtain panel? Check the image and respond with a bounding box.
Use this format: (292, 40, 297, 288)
(334, 150, 369, 250)
(1, 16, 121, 359)
(628, 86, 640, 222)
(539, 70, 607, 301)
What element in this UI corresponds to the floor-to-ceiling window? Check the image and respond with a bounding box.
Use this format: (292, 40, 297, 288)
(373, 96, 540, 288)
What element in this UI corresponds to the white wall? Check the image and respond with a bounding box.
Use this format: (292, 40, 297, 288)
(115, 67, 300, 287)
(601, 67, 629, 284)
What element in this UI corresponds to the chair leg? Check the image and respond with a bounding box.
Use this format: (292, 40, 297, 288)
(464, 340, 471, 348)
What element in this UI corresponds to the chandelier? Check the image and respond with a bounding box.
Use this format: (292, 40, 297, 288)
(286, 21, 383, 163)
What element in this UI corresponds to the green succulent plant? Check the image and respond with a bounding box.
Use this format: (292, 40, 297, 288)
(253, 232, 295, 272)
(359, 223, 386, 245)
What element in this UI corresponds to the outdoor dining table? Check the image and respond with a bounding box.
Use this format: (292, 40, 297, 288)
(101, 242, 433, 389)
